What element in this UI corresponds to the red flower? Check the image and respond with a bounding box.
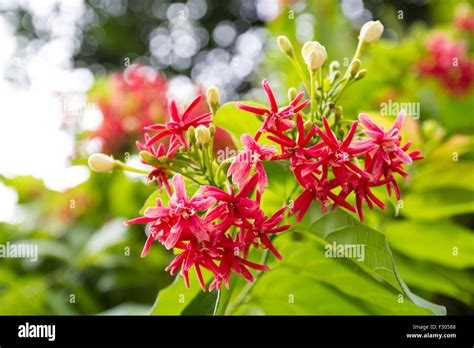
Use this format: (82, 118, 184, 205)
(418, 34, 474, 96)
(209, 234, 270, 291)
(203, 173, 263, 231)
(145, 96, 212, 157)
(237, 80, 310, 139)
(357, 111, 414, 183)
(89, 64, 168, 154)
(227, 134, 277, 195)
(136, 133, 172, 195)
(312, 116, 372, 178)
(290, 174, 356, 222)
(239, 207, 290, 260)
(268, 114, 322, 186)
(335, 172, 386, 221)
(125, 174, 215, 252)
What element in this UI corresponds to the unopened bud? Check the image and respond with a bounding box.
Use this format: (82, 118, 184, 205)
(188, 126, 195, 138)
(359, 20, 384, 44)
(335, 106, 343, 117)
(139, 151, 162, 166)
(330, 70, 341, 84)
(302, 41, 327, 70)
(277, 35, 294, 57)
(354, 69, 367, 80)
(195, 125, 211, 145)
(88, 153, 115, 173)
(209, 125, 216, 136)
(349, 59, 361, 76)
(207, 86, 220, 113)
(288, 87, 298, 101)
(329, 60, 340, 72)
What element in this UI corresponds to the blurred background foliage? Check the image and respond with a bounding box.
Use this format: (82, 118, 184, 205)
(0, 0, 472, 315)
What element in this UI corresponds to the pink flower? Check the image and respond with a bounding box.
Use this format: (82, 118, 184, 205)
(125, 174, 215, 253)
(209, 235, 270, 291)
(237, 80, 310, 139)
(145, 96, 212, 157)
(203, 173, 263, 231)
(335, 173, 386, 222)
(312, 116, 372, 178)
(290, 174, 356, 222)
(357, 111, 414, 182)
(136, 133, 172, 195)
(239, 207, 290, 260)
(418, 34, 474, 96)
(227, 134, 277, 195)
(268, 114, 322, 186)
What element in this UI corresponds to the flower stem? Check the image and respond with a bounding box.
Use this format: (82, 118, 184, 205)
(310, 69, 317, 121)
(114, 161, 150, 175)
(224, 248, 270, 315)
(290, 57, 310, 93)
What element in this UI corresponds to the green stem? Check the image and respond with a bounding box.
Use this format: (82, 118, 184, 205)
(115, 162, 149, 175)
(224, 248, 270, 315)
(290, 57, 310, 93)
(310, 69, 317, 121)
(318, 67, 324, 116)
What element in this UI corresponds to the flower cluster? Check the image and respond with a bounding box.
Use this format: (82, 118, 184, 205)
(90, 20, 424, 291)
(235, 81, 423, 223)
(126, 172, 289, 291)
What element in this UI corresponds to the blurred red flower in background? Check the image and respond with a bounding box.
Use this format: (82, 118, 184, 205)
(418, 34, 474, 96)
(89, 64, 168, 154)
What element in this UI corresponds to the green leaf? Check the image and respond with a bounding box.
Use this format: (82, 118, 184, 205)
(149, 271, 217, 315)
(392, 253, 474, 306)
(402, 188, 474, 220)
(214, 102, 273, 148)
(260, 161, 295, 214)
(385, 220, 474, 269)
(293, 207, 446, 315)
(411, 162, 474, 192)
(228, 206, 446, 315)
(230, 233, 433, 315)
(181, 285, 219, 316)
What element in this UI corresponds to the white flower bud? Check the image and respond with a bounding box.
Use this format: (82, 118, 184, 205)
(88, 153, 114, 173)
(195, 125, 211, 145)
(301, 41, 327, 70)
(277, 35, 294, 57)
(359, 20, 384, 44)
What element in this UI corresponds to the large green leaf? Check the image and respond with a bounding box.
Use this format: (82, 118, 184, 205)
(402, 188, 474, 220)
(149, 270, 218, 315)
(230, 233, 433, 315)
(385, 220, 474, 269)
(227, 206, 446, 315)
(393, 252, 474, 306)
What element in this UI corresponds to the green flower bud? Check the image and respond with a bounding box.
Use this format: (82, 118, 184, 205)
(329, 60, 340, 72)
(277, 35, 294, 57)
(207, 86, 220, 113)
(288, 87, 298, 101)
(195, 125, 211, 145)
(354, 69, 367, 80)
(349, 59, 361, 76)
